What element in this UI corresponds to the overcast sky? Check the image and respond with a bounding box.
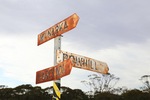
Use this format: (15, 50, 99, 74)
(0, 0, 150, 92)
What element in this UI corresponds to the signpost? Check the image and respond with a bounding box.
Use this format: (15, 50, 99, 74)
(57, 50, 109, 74)
(36, 59, 73, 84)
(36, 13, 80, 100)
(36, 13, 109, 100)
(37, 13, 79, 46)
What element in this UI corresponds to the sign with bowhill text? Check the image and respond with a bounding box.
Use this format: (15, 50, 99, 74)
(57, 50, 109, 74)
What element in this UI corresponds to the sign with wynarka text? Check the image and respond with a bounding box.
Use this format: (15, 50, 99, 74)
(38, 13, 79, 45)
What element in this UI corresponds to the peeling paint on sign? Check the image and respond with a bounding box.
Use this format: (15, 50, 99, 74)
(36, 59, 73, 84)
(37, 13, 79, 46)
(57, 50, 109, 74)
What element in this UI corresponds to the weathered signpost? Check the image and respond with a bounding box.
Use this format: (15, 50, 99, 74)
(36, 13, 79, 100)
(36, 13, 109, 100)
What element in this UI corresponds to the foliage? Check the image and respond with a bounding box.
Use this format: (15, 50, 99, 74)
(111, 86, 128, 95)
(0, 85, 88, 100)
(81, 73, 120, 95)
(0, 74, 150, 100)
(94, 92, 121, 100)
(61, 88, 88, 100)
(122, 89, 150, 100)
(0, 84, 150, 100)
(0, 84, 51, 100)
(139, 75, 150, 93)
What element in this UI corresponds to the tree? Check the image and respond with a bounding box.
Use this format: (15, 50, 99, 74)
(111, 86, 128, 95)
(122, 89, 150, 100)
(14, 84, 32, 95)
(0, 87, 14, 100)
(81, 73, 120, 95)
(139, 75, 150, 93)
(0, 84, 51, 100)
(94, 92, 121, 100)
(61, 87, 89, 100)
(0, 85, 8, 89)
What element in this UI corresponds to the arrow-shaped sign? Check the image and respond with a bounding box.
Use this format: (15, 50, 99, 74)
(57, 50, 109, 74)
(36, 59, 73, 84)
(38, 13, 79, 46)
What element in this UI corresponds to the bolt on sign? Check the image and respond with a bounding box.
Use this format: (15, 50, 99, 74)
(37, 13, 79, 46)
(36, 59, 73, 84)
(57, 50, 109, 74)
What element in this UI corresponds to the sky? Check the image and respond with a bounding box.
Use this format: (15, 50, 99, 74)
(0, 0, 150, 92)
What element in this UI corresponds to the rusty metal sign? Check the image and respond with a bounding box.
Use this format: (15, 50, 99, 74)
(36, 59, 73, 84)
(37, 13, 79, 46)
(57, 50, 109, 74)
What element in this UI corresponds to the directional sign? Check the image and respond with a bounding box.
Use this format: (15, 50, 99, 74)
(36, 59, 73, 84)
(38, 13, 79, 46)
(57, 50, 109, 74)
